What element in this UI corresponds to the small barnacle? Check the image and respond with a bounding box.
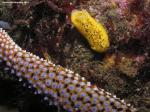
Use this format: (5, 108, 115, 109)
(71, 9, 110, 53)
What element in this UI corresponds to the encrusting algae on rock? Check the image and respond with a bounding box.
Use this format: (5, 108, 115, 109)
(71, 9, 110, 53)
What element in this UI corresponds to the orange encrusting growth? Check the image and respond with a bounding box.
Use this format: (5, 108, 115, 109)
(0, 28, 136, 112)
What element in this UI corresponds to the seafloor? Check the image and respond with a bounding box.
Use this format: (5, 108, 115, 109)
(0, 0, 150, 112)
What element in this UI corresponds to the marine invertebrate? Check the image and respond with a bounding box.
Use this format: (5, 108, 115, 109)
(71, 10, 110, 53)
(0, 28, 136, 112)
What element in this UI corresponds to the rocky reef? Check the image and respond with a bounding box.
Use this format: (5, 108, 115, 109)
(0, 0, 150, 112)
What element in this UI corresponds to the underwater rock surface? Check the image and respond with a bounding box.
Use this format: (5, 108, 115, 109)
(0, 0, 150, 112)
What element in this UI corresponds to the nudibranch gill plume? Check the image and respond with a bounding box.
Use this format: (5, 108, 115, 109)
(0, 28, 136, 112)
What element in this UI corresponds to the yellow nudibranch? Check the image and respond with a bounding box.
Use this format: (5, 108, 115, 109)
(71, 9, 110, 53)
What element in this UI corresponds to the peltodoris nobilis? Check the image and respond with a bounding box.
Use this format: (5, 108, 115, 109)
(71, 10, 110, 53)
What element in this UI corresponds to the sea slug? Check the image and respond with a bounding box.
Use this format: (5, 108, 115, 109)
(0, 28, 136, 112)
(71, 9, 110, 53)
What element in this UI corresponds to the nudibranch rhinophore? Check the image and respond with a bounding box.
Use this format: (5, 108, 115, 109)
(71, 9, 110, 53)
(0, 28, 136, 112)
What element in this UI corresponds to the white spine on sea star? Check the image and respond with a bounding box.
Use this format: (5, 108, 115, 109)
(0, 28, 136, 112)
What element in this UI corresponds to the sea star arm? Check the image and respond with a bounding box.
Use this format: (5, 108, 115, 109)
(0, 28, 136, 112)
